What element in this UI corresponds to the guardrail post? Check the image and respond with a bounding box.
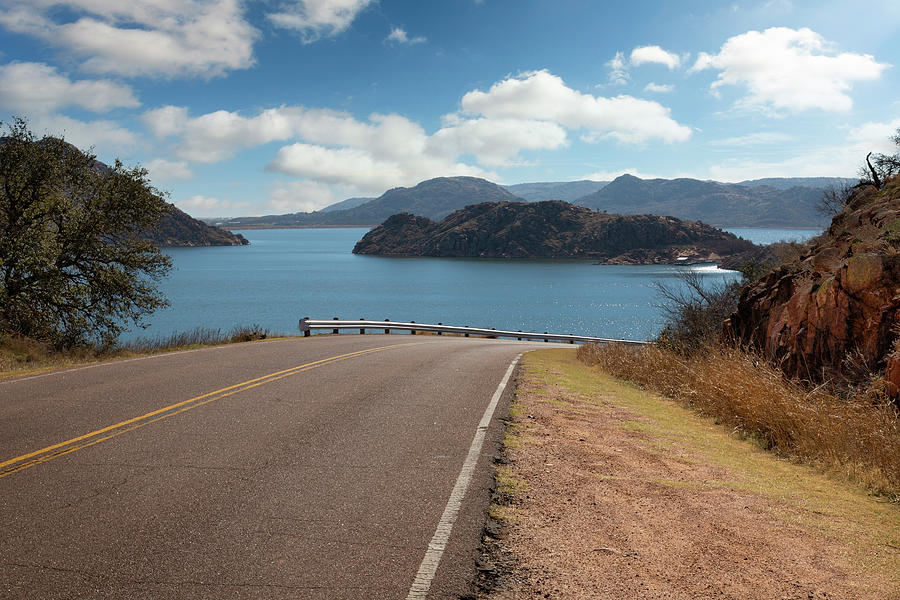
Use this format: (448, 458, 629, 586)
(384, 318, 390, 335)
(333, 316, 339, 335)
(410, 320, 416, 335)
(302, 317, 310, 337)
(465, 325, 469, 338)
(360, 317, 366, 335)
(437, 322, 442, 336)
(544, 332, 549, 343)
(517, 330, 522, 341)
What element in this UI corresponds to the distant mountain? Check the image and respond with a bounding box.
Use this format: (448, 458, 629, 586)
(575, 174, 831, 227)
(221, 176, 521, 228)
(737, 177, 855, 190)
(319, 196, 375, 212)
(504, 180, 608, 202)
(353, 200, 756, 264)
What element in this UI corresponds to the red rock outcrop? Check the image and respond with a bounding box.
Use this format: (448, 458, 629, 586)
(725, 177, 900, 395)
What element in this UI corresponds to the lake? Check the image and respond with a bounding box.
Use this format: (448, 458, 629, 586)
(128, 227, 820, 343)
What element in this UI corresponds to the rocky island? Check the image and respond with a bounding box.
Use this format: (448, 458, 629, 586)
(352, 200, 755, 263)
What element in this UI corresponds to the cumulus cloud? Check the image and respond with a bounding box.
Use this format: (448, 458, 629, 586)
(385, 27, 426, 45)
(644, 82, 674, 93)
(141, 70, 690, 197)
(145, 158, 194, 182)
(145, 103, 503, 194)
(268, 0, 373, 42)
(692, 27, 889, 112)
(429, 117, 567, 166)
(0, 61, 139, 113)
(0, 0, 258, 78)
(630, 45, 681, 69)
(459, 70, 691, 144)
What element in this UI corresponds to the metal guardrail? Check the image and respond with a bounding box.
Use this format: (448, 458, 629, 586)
(298, 317, 650, 346)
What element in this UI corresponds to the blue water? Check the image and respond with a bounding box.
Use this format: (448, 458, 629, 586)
(724, 227, 821, 246)
(127, 227, 819, 343)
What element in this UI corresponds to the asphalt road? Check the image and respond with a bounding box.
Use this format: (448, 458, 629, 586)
(0, 334, 561, 599)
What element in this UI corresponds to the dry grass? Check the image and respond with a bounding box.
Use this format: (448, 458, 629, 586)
(0, 324, 274, 379)
(577, 343, 900, 498)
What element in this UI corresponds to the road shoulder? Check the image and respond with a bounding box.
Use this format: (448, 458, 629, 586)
(477, 348, 900, 599)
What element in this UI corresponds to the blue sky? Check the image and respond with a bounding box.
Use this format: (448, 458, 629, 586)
(1, 0, 898, 217)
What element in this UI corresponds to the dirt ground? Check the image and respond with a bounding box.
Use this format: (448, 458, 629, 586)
(476, 349, 900, 600)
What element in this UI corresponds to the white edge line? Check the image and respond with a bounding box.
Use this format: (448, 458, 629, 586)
(405, 353, 521, 600)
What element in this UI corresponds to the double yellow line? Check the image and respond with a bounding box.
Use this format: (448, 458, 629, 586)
(0, 342, 418, 480)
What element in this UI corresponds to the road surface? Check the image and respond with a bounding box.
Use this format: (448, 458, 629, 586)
(0, 335, 561, 599)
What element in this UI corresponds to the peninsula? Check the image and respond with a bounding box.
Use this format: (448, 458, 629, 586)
(352, 200, 755, 263)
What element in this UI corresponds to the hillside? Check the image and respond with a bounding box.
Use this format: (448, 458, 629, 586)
(575, 174, 830, 227)
(319, 196, 374, 212)
(353, 200, 755, 263)
(221, 176, 520, 228)
(504, 180, 608, 202)
(145, 205, 249, 247)
(0, 136, 248, 247)
(724, 176, 900, 395)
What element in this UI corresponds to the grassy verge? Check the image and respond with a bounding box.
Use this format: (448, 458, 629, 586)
(577, 343, 900, 500)
(480, 349, 900, 598)
(0, 324, 275, 380)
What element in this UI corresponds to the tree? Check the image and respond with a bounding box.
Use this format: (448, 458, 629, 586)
(818, 127, 900, 216)
(0, 119, 173, 348)
(861, 127, 900, 188)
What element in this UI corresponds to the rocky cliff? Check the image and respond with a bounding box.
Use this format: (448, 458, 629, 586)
(724, 177, 900, 393)
(353, 200, 755, 263)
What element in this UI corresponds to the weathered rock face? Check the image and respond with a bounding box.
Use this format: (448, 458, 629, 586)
(724, 178, 900, 393)
(353, 200, 756, 263)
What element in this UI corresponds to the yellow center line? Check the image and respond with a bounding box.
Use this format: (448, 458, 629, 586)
(0, 342, 421, 479)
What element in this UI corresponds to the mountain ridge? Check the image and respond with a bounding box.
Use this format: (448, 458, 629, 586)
(222, 175, 845, 229)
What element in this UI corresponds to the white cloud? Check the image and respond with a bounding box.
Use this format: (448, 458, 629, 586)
(692, 27, 889, 112)
(644, 82, 674, 93)
(705, 118, 900, 181)
(459, 70, 691, 144)
(430, 117, 567, 167)
(141, 70, 693, 197)
(267, 141, 495, 194)
(385, 27, 426, 44)
(0, 0, 258, 78)
(145, 158, 194, 182)
(707, 132, 793, 146)
(0, 61, 139, 114)
(268, 0, 373, 42)
(29, 114, 139, 156)
(142, 105, 190, 138)
(267, 180, 337, 213)
(630, 45, 681, 69)
(175, 194, 251, 217)
(606, 51, 629, 85)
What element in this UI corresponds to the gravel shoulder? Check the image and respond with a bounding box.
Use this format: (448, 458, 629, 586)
(477, 348, 900, 599)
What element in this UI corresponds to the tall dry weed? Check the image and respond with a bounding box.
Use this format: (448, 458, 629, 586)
(577, 343, 900, 497)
